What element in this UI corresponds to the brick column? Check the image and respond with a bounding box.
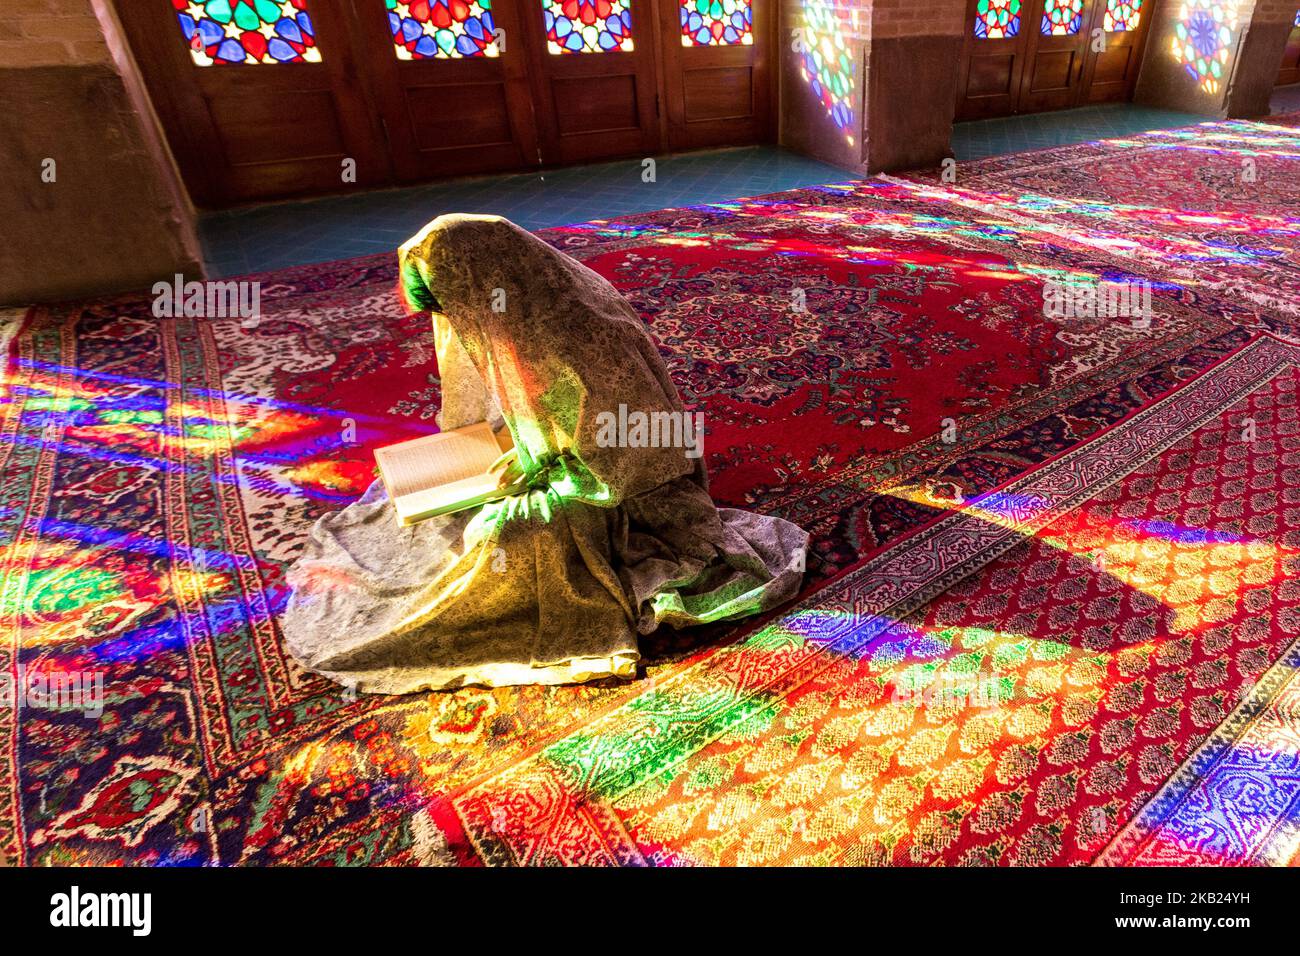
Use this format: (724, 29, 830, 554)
(863, 0, 966, 172)
(779, 0, 966, 175)
(1135, 0, 1297, 118)
(0, 0, 202, 305)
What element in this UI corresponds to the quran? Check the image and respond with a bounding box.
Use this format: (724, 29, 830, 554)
(374, 421, 523, 525)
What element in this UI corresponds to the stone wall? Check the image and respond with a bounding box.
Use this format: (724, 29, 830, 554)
(1135, 0, 1296, 118)
(863, 0, 965, 174)
(0, 0, 201, 305)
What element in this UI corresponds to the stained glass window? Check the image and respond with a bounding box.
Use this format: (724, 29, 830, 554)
(1294, 8, 1300, 27)
(1103, 0, 1145, 32)
(173, 0, 320, 65)
(973, 0, 1021, 39)
(544, 0, 633, 54)
(387, 0, 498, 58)
(1171, 0, 1239, 95)
(680, 0, 753, 46)
(800, 1, 855, 142)
(1041, 0, 1083, 35)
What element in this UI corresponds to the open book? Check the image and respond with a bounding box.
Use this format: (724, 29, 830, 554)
(374, 421, 524, 525)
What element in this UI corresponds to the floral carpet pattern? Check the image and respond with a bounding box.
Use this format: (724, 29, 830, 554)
(3, 115, 1299, 866)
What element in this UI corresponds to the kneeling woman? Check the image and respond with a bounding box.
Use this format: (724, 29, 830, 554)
(281, 214, 809, 693)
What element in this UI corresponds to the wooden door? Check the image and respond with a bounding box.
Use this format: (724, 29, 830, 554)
(1016, 0, 1091, 113)
(517, 0, 662, 165)
(347, 0, 541, 182)
(956, 0, 1032, 120)
(957, 0, 1153, 118)
(115, 1, 390, 206)
(1079, 0, 1154, 104)
(1279, 14, 1300, 87)
(656, 0, 774, 151)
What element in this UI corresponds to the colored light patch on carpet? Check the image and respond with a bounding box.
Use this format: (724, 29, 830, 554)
(908, 117, 1300, 317)
(451, 336, 1300, 865)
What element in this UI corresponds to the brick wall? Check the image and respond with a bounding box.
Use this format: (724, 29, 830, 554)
(1248, 0, 1300, 26)
(870, 0, 966, 40)
(0, 0, 112, 68)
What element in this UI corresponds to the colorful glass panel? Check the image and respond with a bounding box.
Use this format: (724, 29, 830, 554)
(172, 0, 320, 65)
(1041, 0, 1083, 35)
(543, 0, 633, 54)
(974, 0, 1021, 39)
(800, 0, 855, 143)
(1103, 0, 1145, 32)
(680, 0, 753, 46)
(1171, 0, 1239, 95)
(386, 0, 498, 58)
(1295, 9, 1300, 27)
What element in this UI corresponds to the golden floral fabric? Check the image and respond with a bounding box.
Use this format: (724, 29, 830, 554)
(281, 215, 809, 693)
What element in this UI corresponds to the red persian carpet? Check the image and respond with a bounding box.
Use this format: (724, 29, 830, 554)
(3, 115, 1299, 866)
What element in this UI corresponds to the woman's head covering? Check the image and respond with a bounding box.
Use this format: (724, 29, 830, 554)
(398, 214, 705, 505)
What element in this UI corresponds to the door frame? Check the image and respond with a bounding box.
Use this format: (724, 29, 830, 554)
(114, 0, 779, 206)
(1015, 1, 1091, 114)
(345, 0, 541, 183)
(655, 0, 776, 151)
(517, 0, 663, 166)
(113, 0, 390, 207)
(1077, 0, 1155, 105)
(955, 0, 1033, 120)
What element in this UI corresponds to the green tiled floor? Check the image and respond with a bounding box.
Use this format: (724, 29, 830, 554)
(1272, 83, 1300, 114)
(199, 147, 848, 278)
(950, 102, 1206, 161)
(201, 92, 1300, 279)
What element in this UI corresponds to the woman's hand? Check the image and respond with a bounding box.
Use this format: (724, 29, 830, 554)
(488, 447, 523, 488)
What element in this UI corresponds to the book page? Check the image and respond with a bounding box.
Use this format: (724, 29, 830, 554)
(375, 422, 504, 499)
(392, 472, 506, 525)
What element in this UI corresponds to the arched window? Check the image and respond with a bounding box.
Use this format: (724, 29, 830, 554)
(386, 0, 499, 59)
(173, 0, 320, 65)
(1041, 0, 1084, 35)
(973, 0, 1021, 39)
(543, 0, 634, 53)
(680, 0, 754, 46)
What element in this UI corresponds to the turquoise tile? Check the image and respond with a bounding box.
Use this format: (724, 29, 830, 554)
(202, 99, 1280, 279)
(200, 145, 847, 277)
(952, 103, 1204, 161)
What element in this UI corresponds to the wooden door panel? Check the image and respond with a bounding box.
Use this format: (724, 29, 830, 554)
(967, 53, 1019, 96)
(1017, 1, 1091, 114)
(1079, 0, 1153, 104)
(956, 0, 1031, 120)
(1026, 48, 1080, 90)
(347, 0, 539, 182)
(682, 65, 753, 121)
(518, 0, 660, 165)
(957, 40, 1026, 118)
(658, 0, 773, 151)
(114, 1, 389, 206)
